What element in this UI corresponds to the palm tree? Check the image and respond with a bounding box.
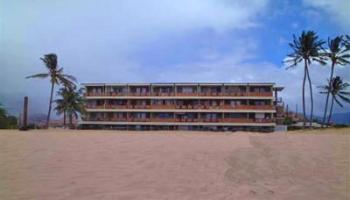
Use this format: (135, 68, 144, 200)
(54, 87, 70, 128)
(26, 54, 76, 128)
(286, 31, 325, 127)
(321, 36, 350, 126)
(319, 76, 350, 124)
(344, 35, 350, 50)
(54, 86, 85, 128)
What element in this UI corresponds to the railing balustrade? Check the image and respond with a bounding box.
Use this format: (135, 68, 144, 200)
(85, 117, 274, 123)
(86, 104, 275, 110)
(85, 91, 273, 97)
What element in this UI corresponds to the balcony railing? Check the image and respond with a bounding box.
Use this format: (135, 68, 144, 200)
(84, 117, 274, 123)
(85, 91, 273, 97)
(151, 105, 176, 109)
(153, 92, 175, 96)
(86, 104, 275, 110)
(175, 92, 198, 96)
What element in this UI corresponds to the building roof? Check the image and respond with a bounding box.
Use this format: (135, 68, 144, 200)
(273, 86, 284, 91)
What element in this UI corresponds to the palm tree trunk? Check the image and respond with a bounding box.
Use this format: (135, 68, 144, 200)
(305, 66, 313, 128)
(69, 114, 73, 129)
(322, 62, 335, 127)
(46, 82, 55, 128)
(302, 61, 307, 128)
(63, 111, 66, 128)
(327, 96, 335, 124)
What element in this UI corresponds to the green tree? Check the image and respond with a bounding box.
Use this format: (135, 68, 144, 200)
(0, 103, 18, 129)
(321, 36, 350, 126)
(286, 31, 325, 127)
(319, 76, 350, 124)
(54, 86, 85, 128)
(26, 54, 76, 128)
(0, 104, 7, 128)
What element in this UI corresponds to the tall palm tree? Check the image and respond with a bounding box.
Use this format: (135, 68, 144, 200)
(319, 76, 350, 124)
(321, 36, 350, 126)
(286, 31, 325, 127)
(54, 86, 85, 128)
(27, 54, 76, 128)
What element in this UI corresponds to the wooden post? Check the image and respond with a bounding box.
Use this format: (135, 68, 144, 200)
(21, 96, 28, 130)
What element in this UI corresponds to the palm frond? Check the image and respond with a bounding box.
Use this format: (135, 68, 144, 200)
(26, 73, 49, 79)
(333, 96, 343, 107)
(63, 74, 77, 82)
(339, 91, 350, 95)
(337, 94, 350, 104)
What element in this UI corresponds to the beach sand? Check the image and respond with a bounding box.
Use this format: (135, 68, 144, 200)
(0, 128, 349, 200)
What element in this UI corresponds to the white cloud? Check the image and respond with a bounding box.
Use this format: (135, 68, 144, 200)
(2, 0, 349, 118)
(152, 46, 350, 116)
(1, 0, 269, 48)
(303, 0, 350, 30)
(0, 0, 270, 86)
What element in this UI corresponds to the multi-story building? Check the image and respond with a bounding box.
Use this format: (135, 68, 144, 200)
(79, 83, 283, 132)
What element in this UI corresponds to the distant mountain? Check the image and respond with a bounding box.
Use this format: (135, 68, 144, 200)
(331, 112, 350, 125)
(28, 113, 47, 124)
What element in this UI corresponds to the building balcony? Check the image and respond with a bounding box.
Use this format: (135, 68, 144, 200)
(84, 117, 274, 123)
(153, 92, 175, 96)
(175, 92, 198, 96)
(85, 92, 106, 97)
(151, 105, 176, 109)
(86, 104, 275, 110)
(128, 92, 150, 96)
(85, 91, 273, 97)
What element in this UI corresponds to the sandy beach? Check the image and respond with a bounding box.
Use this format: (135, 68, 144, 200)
(0, 128, 349, 200)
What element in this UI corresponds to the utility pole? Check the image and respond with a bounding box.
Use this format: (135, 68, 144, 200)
(20, 96, 28, 130)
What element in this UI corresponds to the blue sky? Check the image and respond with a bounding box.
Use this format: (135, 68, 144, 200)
(0, 0, 349, 116)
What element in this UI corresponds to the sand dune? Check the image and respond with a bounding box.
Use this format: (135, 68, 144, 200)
(0, 128, 349, 200)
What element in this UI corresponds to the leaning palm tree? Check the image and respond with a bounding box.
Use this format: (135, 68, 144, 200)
(319, 76, 350, 124)
(286, 31, 325, 127)
(27, 54, 76, 128)
(54, 86, 85, 128)
(321, 36, 350, 126)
